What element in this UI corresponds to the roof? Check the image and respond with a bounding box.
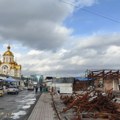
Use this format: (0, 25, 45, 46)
(3, 46, 14, 56)
(4, 77, 17, 82)
(55, 77, 74, 83)
(75, 77, 94, 81)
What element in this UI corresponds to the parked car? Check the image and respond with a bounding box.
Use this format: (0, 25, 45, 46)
(0, 80, 4, 96)
(0, 87, 4, 96)
(7, 86, 19, 94)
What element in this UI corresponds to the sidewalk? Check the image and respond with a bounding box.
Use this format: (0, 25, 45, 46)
(27, 93, 56, 120)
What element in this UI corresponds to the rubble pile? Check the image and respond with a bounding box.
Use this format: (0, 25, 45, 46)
(60, 89, 120, 120)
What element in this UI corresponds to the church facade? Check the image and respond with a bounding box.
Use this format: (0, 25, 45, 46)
(0, 46, 22, 78)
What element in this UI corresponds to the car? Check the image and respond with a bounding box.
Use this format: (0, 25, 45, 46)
(0, 87, 4, 96)
(27, 83, 34, 90)
(7, 86, 19, 94)
(27, 84, 34, 90)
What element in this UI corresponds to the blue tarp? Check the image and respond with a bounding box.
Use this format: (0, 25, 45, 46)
(75, 77, 94, 81)
(4, 77, 17, 82)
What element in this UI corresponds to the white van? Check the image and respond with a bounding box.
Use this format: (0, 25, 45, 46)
(27, 84, 34, 90)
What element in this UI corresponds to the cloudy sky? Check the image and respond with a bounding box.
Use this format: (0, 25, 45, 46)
(0, 0, 120, 77)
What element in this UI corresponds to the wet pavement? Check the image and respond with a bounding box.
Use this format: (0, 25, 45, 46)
(0, 90, 40, 120)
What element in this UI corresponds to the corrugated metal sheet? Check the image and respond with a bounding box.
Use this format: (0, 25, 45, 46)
(75, 77, 94, 81)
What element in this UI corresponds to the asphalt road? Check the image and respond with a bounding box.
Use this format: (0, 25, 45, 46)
(0, 90, 40, 120)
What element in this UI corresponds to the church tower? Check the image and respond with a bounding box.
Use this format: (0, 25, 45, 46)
(0, 45, 22, 78)
(3, 45, 14, 63)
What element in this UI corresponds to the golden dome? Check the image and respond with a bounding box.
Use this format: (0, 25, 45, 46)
(16, 65, 21, 70)
(10, 61, 21, 70)
(3, 45, 14, 56)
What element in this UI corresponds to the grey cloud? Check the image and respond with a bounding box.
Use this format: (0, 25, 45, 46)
(0, 20, 72, 50)
(47, 33, 120, 75)
(0, 0, 73, 50)
(61, 33, 120, 59)
(20, 41, 120, 76)
(0, 0, 98, 51)
(0, 0, 72, 26)
(78, 33, 120, 49)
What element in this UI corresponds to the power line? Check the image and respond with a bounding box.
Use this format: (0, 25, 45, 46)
(81, 8, 120, 23)
(59, 0, 76, 6)
(59, 0, 120, 23)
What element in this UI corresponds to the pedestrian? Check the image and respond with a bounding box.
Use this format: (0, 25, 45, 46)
(35, 85, 38, 94)
(40, 84, 42, 92)
(57, 90, 60, 95)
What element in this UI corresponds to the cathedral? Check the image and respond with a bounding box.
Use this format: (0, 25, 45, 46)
(0, 45, 22, 78)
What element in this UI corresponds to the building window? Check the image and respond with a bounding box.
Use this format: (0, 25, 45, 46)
(2, 65, 8, 69)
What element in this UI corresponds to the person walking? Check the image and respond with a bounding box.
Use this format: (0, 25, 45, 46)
(35, 85, 38, 94)
(40, 84, 42, 92)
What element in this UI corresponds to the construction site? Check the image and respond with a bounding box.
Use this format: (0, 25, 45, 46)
(51, 69, 120, 120)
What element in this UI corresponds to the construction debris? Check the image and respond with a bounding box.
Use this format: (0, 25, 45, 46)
(59, 89, 120, 120)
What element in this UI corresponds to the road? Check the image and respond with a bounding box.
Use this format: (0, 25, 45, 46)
(0, 90, 40, 120)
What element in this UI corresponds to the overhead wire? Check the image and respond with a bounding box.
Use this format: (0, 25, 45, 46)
(59, 0, 120, 23)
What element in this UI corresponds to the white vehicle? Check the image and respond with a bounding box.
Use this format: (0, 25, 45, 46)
(7, 86, 19, 94)
(27, 84, 34, 90)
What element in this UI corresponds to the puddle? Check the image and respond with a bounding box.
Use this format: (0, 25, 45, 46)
(26, 100, 35, 105)
(22, 105, 30, 109)
(18, 98, 36, 103)
(11, 111, 26, 119)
